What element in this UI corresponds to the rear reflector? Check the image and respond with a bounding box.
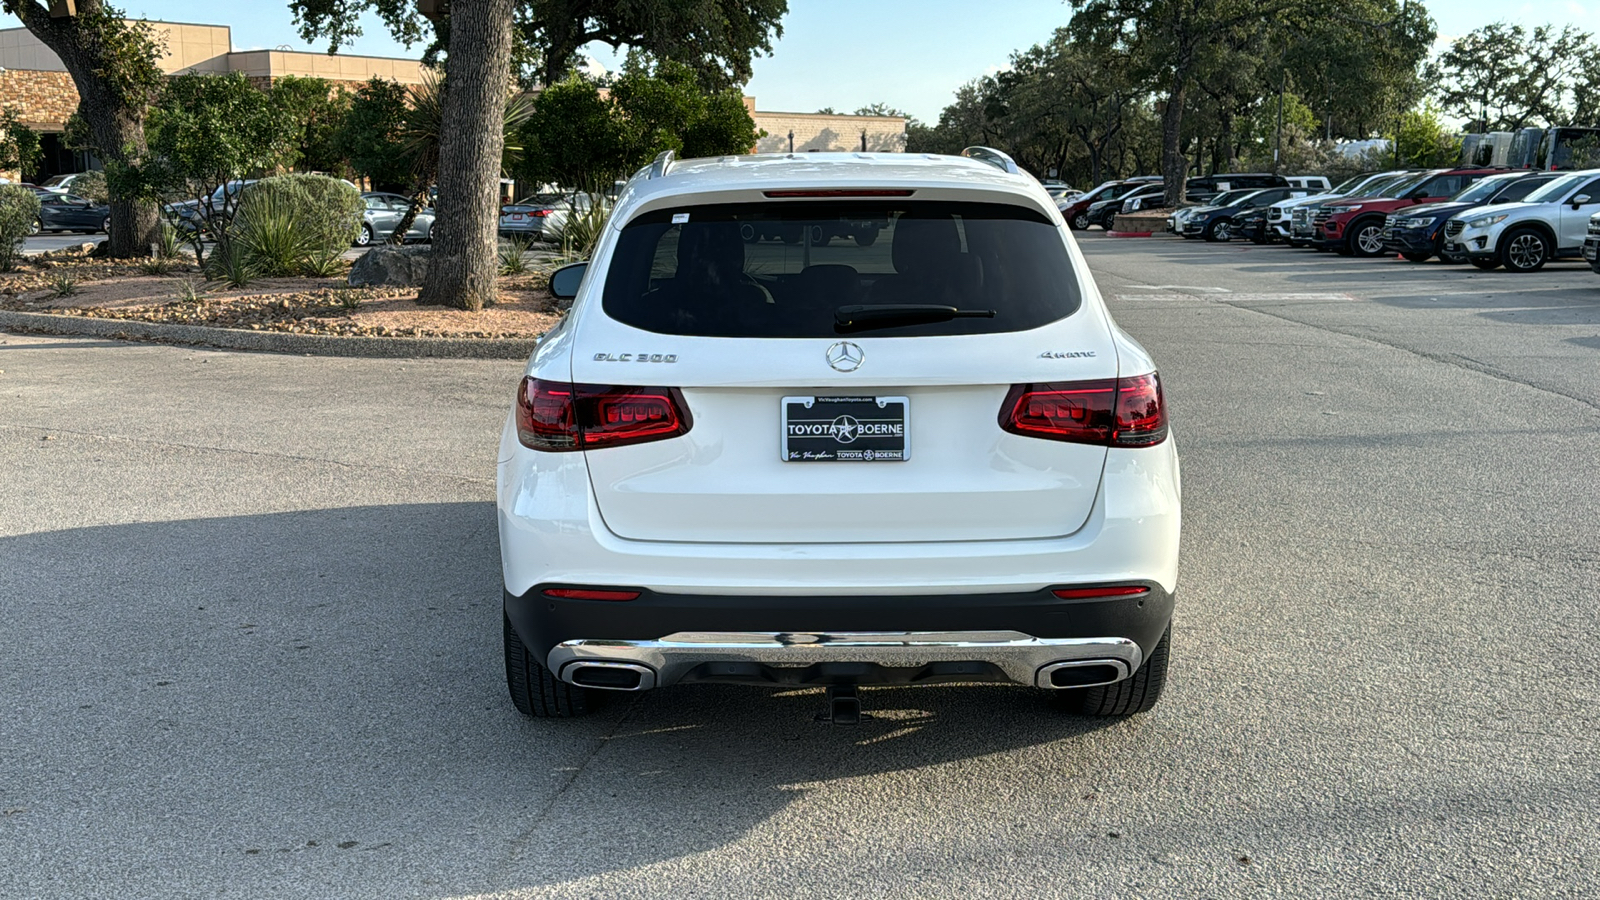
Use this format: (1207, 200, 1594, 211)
(542, 588, 641, 601)
(999, 373, 1168, 447)
(762, 189, 916, 198)
(516, 378, 692, 452)
(1052, 586, 1151, 600)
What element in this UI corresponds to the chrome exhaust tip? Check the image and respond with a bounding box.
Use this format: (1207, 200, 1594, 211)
(562, 661, 657, 691)
(1035, 659, 1130, 690)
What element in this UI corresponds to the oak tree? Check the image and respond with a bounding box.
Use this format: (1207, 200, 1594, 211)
(1, 0, 165, 256)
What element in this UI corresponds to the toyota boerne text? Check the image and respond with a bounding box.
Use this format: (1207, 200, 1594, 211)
(496, 147, 1180, 722)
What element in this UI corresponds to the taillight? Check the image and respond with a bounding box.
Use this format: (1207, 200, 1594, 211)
(532, 209, 552, 217)
(999, 373, 1167, 447)
(516, 378, 691, 452)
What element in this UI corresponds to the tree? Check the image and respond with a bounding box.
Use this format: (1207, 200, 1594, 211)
(1389, 103, 1460, 168)
(854, 103, 907, 118)
(340, 77, 413, 190)
(271, 76, 352, 174)
(0, 0, 165, 257)
(291, 0, 789, 310)
(1431, 23, 1596, 131)
(1068, 0, 1432, 204)
(146, 72, 298, 263)
(0, 108, 41, 179)
(517, 55, 760, 189)
(385, 70, 534, 244)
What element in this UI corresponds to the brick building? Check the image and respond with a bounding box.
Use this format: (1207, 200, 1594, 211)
(0, 19, 905, 183)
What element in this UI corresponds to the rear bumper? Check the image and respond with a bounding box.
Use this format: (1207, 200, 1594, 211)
(508, 583, 1174, 689)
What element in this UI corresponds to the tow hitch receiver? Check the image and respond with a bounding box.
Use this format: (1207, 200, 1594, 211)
(817, 685, 863, 725)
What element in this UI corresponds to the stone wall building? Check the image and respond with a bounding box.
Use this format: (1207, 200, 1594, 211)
(0, 20, 431, 182)
(0, 19, 905, 183)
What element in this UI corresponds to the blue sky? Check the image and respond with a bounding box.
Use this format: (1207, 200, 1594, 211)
(4, 0, 1597, 122)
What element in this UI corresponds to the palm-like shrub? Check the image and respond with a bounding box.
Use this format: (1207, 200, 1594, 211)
(233, 174, 362, 276)
(0, 185, 41, 272)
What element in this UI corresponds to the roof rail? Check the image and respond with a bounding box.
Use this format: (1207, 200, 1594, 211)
(960, 146, 1024, 176)
(649, 150, 675, 179)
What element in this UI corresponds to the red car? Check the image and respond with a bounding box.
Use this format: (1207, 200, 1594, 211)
(1314, 168, 1505, 256)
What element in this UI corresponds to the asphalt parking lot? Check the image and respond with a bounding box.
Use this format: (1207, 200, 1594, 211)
(2, 234, 1597, 898)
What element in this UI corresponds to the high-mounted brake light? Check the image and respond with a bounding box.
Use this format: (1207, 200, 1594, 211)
(1052, 586, 1151, 600)
(542, 588, 641, 601)
(999, 373, 1168, 447)
(516, 378, 691, 452)
(762, 189, 916, 198)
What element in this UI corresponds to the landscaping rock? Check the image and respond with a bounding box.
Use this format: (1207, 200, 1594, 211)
(349, 246, 430, 287)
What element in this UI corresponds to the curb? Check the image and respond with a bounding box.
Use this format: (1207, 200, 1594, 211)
(0, 310, 538, 360)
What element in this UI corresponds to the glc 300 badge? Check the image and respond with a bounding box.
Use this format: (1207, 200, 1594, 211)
(593, 353, 678, 363)
(826, 341, 865, 372)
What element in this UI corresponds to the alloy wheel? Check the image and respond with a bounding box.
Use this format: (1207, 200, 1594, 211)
(1355, 225, 1385, 256)
(1214, 220, 1233, 241)
(1505, 232, 1546, 271)
(1072, 213, 1090, 230)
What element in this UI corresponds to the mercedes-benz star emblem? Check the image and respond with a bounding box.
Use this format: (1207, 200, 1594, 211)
(825, 341, 865, 372)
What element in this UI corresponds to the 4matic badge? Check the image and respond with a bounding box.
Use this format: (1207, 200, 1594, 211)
(1039, 351, 1097, 359)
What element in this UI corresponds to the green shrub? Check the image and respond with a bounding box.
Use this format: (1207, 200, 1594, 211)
(47, 272, 80, 298)
(233, 188, 316, 277)
(559, 193, 611, 261)
(203, 241, 258, 289)
(0, 185, 41, 272)
(70, 170, 109, 203)
(500, 236, 533, 275)
(234, 173, 361, 274)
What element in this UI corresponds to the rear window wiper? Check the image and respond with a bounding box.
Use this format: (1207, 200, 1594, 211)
(834, 304, 997, 333)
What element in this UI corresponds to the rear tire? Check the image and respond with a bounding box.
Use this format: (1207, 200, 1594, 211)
(1061, 624, 1170, 717)
(1070, 213, 1090, 231)
(504, 613, 594, 717)
(1202, 219, 1231, 242)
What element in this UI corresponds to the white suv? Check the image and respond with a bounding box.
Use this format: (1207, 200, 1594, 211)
(496, 148, 1181, 721)
(1444, 168, 1600, 272)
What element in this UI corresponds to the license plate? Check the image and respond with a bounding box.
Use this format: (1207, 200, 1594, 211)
(1445, 242, 1460, 252)
(783, 396, 908, 462)
(510, 214, 525, 221)
(1585, 241, 1598, 260)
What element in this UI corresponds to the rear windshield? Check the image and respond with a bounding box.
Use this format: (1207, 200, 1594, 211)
(601, 201, 1082, 338)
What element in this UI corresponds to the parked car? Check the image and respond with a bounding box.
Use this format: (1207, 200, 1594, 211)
(1313, 167, 1505, 256)
(358, 192, 434, 245)
(1168, 188, 1265, 235)
(1444, 168, 1600, 272)
(1189, 186, 1312, 242)
(1277, 171, 1411, 246)
(1185, 172, 1288, 203)
(499, 148, 1179, 720)
(499, 193, 563, 238)
(1583, 211, 1600, 273)
(1381, 171, 1560, 262)
(1060, 177, 1160, 230)
(1090, 181, 1164, 228)
(30, 194, 110, 235)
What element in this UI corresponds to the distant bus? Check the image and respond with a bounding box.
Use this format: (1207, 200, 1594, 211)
(1534, 127, 1600, 170)
(1508, 128, 1545, 169)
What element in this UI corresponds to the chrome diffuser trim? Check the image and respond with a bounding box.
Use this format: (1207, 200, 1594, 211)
(563, 661, 657, 691)
(548, 631, 1142, 690)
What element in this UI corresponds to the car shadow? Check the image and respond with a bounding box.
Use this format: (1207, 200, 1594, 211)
(0, 503, 1127, 894)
